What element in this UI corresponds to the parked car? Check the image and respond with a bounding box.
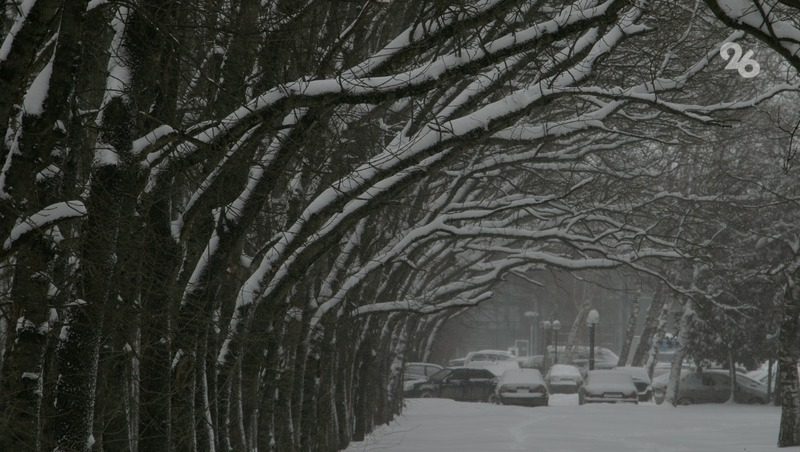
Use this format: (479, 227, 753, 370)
(418, 367, 497, 402)
(614, 366, 653, 402)
(494, 369, 549, 407)
(747, 361, 800, 391)
(404, 362, 443, 380)
(516, 356, 535, 369)
(448, 357, 466, 367)
(652, 369, 768, 405)
(547, 345, 619, 370)
(517, 355, 545, 370)
(464, 350, 516, 366)
(579, 370, 638, 404)
(651, 369, 688, 403)
(545, 364, 583, 394)
(652, 360, 695, 378)
(403, 362, 443, 397)
(464, 350, 519, 376)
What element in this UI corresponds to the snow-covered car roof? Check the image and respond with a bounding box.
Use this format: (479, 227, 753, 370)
(467, 360, 520, 376)
(583, 371, 637, 394)
(465, 350, 515, 362)
(585, 370, 635, 386)
(548, 364, 582, 377)
(499, 368, 545, 385)
(406, 362, 443, 369)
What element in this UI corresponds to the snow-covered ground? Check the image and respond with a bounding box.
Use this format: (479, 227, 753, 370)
(345, 395, 798, 452)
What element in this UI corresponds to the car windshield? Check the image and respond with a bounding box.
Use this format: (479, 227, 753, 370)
(501, 369, 544, 385)
(428, 369, 452, 382)
(549, 364, 581, 377)
(736, 374, 763, 386)
(588, 371, 631, 384)
(473, 354, 511, 362)
(595, 348, 620, 363)
(404, 372, 425, 381)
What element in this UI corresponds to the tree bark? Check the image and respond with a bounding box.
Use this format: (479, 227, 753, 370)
(53, 158, 129, 451)
(0, 238, 53, 451)
(728, 347, 736, 403)
(564, 298, 591, 364)
(778, 274, 800, 447)
(633, 285, 666, 367)
(618, 295, 639, 367)
(667, 298, 693, 406)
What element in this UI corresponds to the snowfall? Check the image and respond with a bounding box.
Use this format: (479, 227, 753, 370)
(344, 395, 799, 452)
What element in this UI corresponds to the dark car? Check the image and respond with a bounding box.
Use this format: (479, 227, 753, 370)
(405, 362, 443, 379)
(547, 345, 619, 371)
(403, 362, 444, 397)
(418, 367, 497, 402)
(652, 369, 768, 405)
(579, 370, 638, 405)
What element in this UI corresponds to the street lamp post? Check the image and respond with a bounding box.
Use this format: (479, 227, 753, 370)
(552, 320, 561, 364)
(524, 311, 539, 357)
(541, 320, 552, 371)
(587, 309, 600, 371)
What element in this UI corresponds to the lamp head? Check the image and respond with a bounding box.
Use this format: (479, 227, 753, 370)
(587, 309, 600, 326)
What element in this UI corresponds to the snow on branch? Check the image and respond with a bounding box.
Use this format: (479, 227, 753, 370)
(352, 291, 493, 316)
(22, 57, 54, 116)
(95, 5, 131, 126)
(0, 0, 38, 64)
(2, 201, 87, 254)
(179, 112, 302, 299)
(147, 0, 628, 190)
(218, 8, 647, 367)
(705, 0, 800, 70)
(344, 0, 511, 78)
(556, 82, 800, 121)
(472, 244, 682, 271)
(92, 5, 132, 168)
(131, 125, 178, 157)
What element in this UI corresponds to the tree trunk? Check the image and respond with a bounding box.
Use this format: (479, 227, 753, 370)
(0, 239, 53, 451)
(646, 296, 672, 379)
(564, 299, 591, 363)
(667, 298, 693, 406)
(137, 208, 177, 452)
(768, 358, 774, 403)
(618, 296, 639, 367)
(633, 285, 666, 367)
(52, 159, 128, 451)
(777, 361, 785, 407)
(778, 274, 800, 447)
(728, 347, 736, 403)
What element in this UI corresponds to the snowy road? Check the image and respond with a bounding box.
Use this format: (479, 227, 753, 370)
(344, 396, 798, 452)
